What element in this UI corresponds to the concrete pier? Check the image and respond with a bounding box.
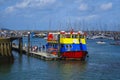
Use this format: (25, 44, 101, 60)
(0, 38, 12, 56)
(0, 37, 23, 63)
(0, 38, 13, 63)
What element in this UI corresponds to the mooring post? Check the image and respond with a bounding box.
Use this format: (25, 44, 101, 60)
(4, 43, 7, 56)
(58, 34, 61, 57)
(1, 43, 4, 56)
(28, 32, 30, 55)
(19, 37, 23, 54)
(7, 42, 11, 56)
(0, 43, 4, 56)
(10, 41, 12, 56)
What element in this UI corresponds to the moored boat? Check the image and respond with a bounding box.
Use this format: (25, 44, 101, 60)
(96, 41, 106, 44)
(110, 41, 120, 46)
(45, 30, 88, 60)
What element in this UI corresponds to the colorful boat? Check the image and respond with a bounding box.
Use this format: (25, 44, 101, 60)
(46, 31, 88, 60)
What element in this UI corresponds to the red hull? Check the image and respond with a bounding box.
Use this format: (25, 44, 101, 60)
(61, 51, 87, 59)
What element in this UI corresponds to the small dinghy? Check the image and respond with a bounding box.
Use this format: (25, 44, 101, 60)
(96, 41, 106, 44)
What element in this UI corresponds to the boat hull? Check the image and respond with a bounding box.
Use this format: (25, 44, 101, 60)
(61, 51, 88, 59)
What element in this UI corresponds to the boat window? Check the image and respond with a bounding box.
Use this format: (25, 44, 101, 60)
(65, 34, 70, 38)
(71, 35, 74, 38)
(52, 44, 54, 47)
(61, 44, 64, 48)
(70, 45, 72, 48)
(53, 44, 54, 47)
(54, 34, 58, 40)
(60, 34, 65, 38)
(66, 45, 68, 48)
(80, 35, 84, 38)
(72, 34, 78, 38)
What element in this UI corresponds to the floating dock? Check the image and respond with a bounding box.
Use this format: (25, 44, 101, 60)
(12, 45, 59, 61)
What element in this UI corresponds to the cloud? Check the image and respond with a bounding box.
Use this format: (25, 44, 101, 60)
(100, 2, 112, 11)
(85, 15, 99, 20)
(15, 0, 29, 9)
(5, 6, 15, 13)
(76, 14, 99, 21)
(74, 0, 83, 3)
(5, 0, 56, 13)
(78, 3, 88, 11)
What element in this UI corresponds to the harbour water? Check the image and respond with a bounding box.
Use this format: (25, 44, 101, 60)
(0, 38, 120, 80)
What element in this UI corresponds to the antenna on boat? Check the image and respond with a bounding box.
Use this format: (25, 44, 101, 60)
(48, 18, 52, 32)
(58, 21, 62, 32)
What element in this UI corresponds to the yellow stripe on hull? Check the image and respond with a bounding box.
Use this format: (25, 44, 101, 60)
(60, 38, 79, 44)
(80, 39, 86, 44)
(60, 38, 86, 44)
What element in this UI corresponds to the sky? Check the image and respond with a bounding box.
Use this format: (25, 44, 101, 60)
(0, 0, 120, 31)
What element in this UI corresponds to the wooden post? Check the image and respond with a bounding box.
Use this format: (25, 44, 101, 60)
(10, 42, 12, 56)
(28, 32, 30, 54)
(7, 43, 11, 56)
(0, 43, 3, 56)
(57, 34, 61, 57)
(1, 43, 4, 56)
(4, 43, 7, 56)
(19, 38, 23, 54)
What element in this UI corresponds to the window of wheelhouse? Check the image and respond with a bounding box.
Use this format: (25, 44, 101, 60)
(72, 34, 78, 38)
(79, 35, 85, 38)
(65, 34, 71, 38)
(60, 34, 65, 38)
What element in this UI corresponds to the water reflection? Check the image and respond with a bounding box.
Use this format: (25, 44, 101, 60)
(0, 57, 14, 74)
(46, 61, 87, 80)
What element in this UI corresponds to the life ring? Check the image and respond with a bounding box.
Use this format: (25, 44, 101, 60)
(48, 48, 57, 51)
(52, 51, 57, 55)
(48, 48, 57, 55)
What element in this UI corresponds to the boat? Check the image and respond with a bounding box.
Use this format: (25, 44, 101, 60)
(110, 41, 120, 46)
(96, 41, 106, 44)
(43, 36, 47, 40)
(45, 30, 88, 60)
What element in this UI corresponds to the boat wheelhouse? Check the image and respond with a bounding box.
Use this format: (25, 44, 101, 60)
(46, 31, 88, 60)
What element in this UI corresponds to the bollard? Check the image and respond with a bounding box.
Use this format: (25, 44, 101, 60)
(27, 32, 30, 55)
